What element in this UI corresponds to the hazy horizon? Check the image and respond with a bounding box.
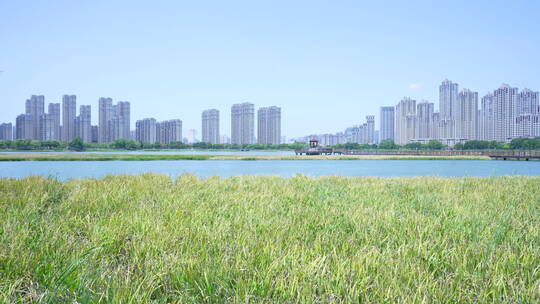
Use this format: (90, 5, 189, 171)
(1, 0, 539, 138)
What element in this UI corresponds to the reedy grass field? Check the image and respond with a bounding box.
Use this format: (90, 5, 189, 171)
(0, 152, 490, 161)
(1, 175, 539, 303)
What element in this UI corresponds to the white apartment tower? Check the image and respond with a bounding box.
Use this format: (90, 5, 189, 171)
(515, 89, 540, 138)
(439, 79, 459, 138)
(231, 102, 255, 145)
(379, 106, 395, 142)
(25, 95, 45, 140)
(257, 106, 281, 145)
(493, 84, 518, 141)
(478, 94, 494, 141)
(78, 105, 92, 142)
(48, 103, 61, 141)
(0, 123, 12, 140)
(415, 101, 434, 140)
(135, 118, 157, 144)
(98, 97, 113, 143)
(456, 89, 478, 140)
(156, 119, 182, 144)
(366, 115, 375, 144)
(395, 97, 416, 145)
(202, 109, 220, 144)
(62, 95, 77, 142)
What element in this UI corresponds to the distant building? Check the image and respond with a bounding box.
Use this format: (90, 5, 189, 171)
(62, 95, 77, 142)
(91, 125, 99, 143)
(493, 84, 518, 141)
(135, 118, 156, 144)
(515, 89, 540, 138)
(395, 97, 416, 145)
(257, 106, 281, 145)
(116, 101, 131, 140)
(16, 114, 32, 139)
(439, 79, 459, 138)
(379, 106, 395, 142)
(48, 103, 61, 141)
(231, 102, 254, 145)
(156, 119, 182, 144)
(99, 98, 130, 142)
(40, 114, 58, 140)
(415, 101, 434, 140)
(366, 115, 375, 144)
(0, 123, 13, 140)
(77, 105, 92, 142)
(202, 109, 220, 144)
(98, 97, 113, 143)
(25, 95, 45, 140)
(456, 89, 478, 140)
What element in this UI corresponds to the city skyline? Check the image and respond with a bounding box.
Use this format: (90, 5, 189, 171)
(1, 78, 539, 145)
(1, 1, 539, 138)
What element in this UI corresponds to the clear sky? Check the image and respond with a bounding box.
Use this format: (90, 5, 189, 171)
(1, 0, 539, 138)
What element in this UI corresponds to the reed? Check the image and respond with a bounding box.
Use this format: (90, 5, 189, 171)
(1, 175, 538, 302)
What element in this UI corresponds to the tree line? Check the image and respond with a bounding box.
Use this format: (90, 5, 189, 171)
(1, 137, 539, 151)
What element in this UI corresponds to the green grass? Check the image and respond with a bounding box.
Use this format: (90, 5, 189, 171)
(1, 175, 539, 302)
(0, 153, 491, 161)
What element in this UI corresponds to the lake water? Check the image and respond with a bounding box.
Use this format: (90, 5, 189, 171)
(1, 160, 539, 180)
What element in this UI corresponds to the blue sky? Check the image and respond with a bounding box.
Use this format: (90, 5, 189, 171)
(1, 0, 539, 138)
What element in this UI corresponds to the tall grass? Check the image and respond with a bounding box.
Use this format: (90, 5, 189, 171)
(1, 175, 539, 302)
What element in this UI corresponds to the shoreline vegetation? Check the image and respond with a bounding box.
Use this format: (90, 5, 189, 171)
(0, 153, 492, 161)
(1, 175, 539, 302)
(2, 138, 540, 153)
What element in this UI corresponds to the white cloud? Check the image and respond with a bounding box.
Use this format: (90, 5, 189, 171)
(408, 83, 422, 89)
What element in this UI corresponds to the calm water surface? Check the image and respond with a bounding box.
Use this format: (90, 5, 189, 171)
(1, 160, 539, 180)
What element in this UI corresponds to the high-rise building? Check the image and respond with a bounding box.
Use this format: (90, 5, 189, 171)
(98, 97, 113, 143)
(40, 114, 58, 141)
(231, 102, 254, 145)
(62, 95, 77, 142)
(478, 93, 494, 141)
(202, 109, 220, 144)
(439, 79, 459, 120)
(395, 97, 416, 145)
(515, 89, 540, 138)
(116, 101, 131, 140)
(416, 101, 434, 140)
(366, 115, 375, 144)
(25, 95, 45, 140)
(456, 89, 478, 140)
(16, 114, 32, 139)
(0, 123, 13, 140)
(98, 99, 130, 142)
(379, 106, 395, 142)
(91, 125, 99, 143)
(517, 89, 539, 115)
(156, 119, 182, 144)
(493, 84, 518, 141)
(77, 105, 92, 142)
(439, 79, 459, 138)
(257, 106, 281, 145)
(48, 103, 61, 141)
(135, 118, 156, 144)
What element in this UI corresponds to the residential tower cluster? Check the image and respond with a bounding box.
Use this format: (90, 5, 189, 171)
(1, 97, 282, 145)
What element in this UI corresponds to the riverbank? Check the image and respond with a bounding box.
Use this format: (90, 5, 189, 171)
(1, 175, 538, 302)
(0, 152, 491, 161)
